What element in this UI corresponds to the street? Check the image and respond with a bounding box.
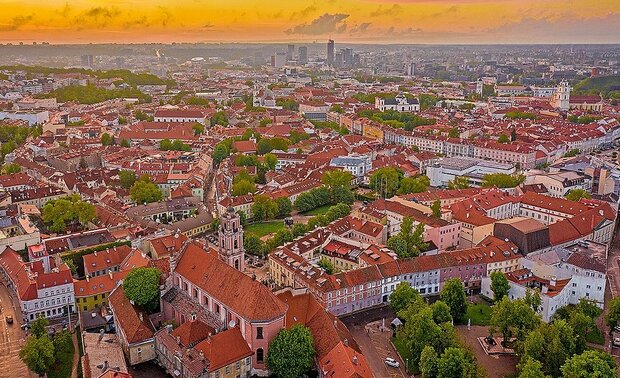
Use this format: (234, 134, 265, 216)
(0, 282, 34, 378)
(341, 306, 408, 378)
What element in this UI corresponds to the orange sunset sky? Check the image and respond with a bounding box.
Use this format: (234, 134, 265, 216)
(0, 0, 619, 44)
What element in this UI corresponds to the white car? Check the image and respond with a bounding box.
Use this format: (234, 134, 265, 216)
(385, 357, 400, 368)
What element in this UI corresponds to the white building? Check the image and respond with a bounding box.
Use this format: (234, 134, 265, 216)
(525, 171, 591, 198)
(551, 81, 571, 111)
(375, 94, 420, 112)
(330, 155, 372, 184)
(482, 241, 607, 322)
(0, 247, 75, 323)
(0, 110, 49, 126)
(153, 109, 208, 125)
(426, 157, 515, 188)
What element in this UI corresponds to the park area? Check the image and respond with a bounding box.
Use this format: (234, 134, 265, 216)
(244, 220, 285, 238)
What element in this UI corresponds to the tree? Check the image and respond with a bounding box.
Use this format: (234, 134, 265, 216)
(192, 123, 204, 136)
(420, 345, 439, 378)
(440, 279, 467, 323)
(263, 153, 278, 171)
(431, 301, 453, 324)
(118, 170, 136, 189)
(101, 133, 115, 146)
(30, 317, 49, 339)
(498, 133, 510, 144)
(447, 176, 470, 189)
(251, 195, 278, 221)
(523, 321, 574, 377)
(19, 336, 55, 376)
(448, 128, 459, 138)
(333, 186, 355, 205)
(560, 350, 617, 378)
(211, 111, 228, 126)
(42, 195, 96, 232)
(322, 170, 353, 191)
(275, 197, 292, 218)
(120, 139, 130, 147)
(524, 288, 542, 312)
(232, 179, 256, 196)
(397, 175, 430, 195)
(123, 267, 161, 313)
(387, 235, 408, 258)
(370, 167, 402, 198)
(317, 258, 335, 274)
(243, 234, 264, 257)
(212, 143, 230, 166)
(437, 347, 477, 378)
(130, 179, 163, 204)
(564, 189, 591, 201)
(490, 297, 541, 346)
(605, 297, 620, 330)
(1, 163, 21, 174)
(266, 324, 315, 378)
(490, 271, 510, 302)
(518, 357, 548, 378)
(482, 173, 526, 188)
(390, 282, 422, 314)
(159, 138, 172, 150)
(431, 200, 441, 218)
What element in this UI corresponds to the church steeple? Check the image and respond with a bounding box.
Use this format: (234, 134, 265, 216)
(217, 207, 245, 271)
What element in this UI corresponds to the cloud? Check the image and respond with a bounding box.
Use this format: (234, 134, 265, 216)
(285, 13, 349, 35)
(0, 15, 34, 31)
(370, 4, 402, 17)
(289, 5, 317, 21)
(84, 7, 120, 19)
(350, 22, 372, 34)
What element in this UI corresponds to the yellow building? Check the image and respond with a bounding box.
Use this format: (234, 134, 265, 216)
(74, 270, 128, 312)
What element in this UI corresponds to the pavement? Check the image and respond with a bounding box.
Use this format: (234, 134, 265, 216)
(342, 306, 408, 378)
(0, 282, 35, 378)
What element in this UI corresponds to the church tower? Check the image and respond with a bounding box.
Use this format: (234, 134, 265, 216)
(551, 80, 571, 111)
(218, 207, 245, 271)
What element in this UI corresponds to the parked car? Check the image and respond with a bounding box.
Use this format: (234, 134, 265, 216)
(5, 315, 13, 324)
(385, 357, 400, 368)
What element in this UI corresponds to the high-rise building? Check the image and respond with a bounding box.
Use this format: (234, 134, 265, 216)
(271, 52, 286, 68)
(405, 62, 416, 76)
(327, 39, 335, 67)
(287, 44, 295, 61)
(218, 207, 245, 271)
(334, 51, 343, 68)
(298, 46, 308, 64)
(343, 48, 353, 66)
(81, 54, 93, 67)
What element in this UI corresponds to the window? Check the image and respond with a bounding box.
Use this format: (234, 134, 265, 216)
(256, 348, 264, 363)
(257, 327, 263, 339)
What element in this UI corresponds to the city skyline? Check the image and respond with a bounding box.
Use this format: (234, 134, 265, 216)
(1, 0, 619, 44)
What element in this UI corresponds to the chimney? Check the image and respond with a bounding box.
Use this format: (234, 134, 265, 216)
(103, 360, 108, 372)
(138, 312, 143, 322)
(199, 351, 205, 360)
(98, 329, 104, 342)
(166, 324, 173, 333)
(550, 276, 557, 287)
(343, 338, 348, 347)
(353, 355, 358, 365)
(108, 270, 113, 280)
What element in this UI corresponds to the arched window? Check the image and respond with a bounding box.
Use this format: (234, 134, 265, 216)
(256, 348, 264, 363)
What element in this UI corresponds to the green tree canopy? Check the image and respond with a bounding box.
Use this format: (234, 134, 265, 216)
(317, 258, 335, 274)
(564, 189, 591, 201)
(491, 297, 541, 346)
(130, 177, 163, 204)
(123, 267, 161, 313)
(42, 194, 96, 232)
(560, 350, 617, 378)
(370, 167, 403, 198)
(251, 194, 279, 221)
(19, 336, 55, 376)
(440, 278, 467, 323)
(118, 170, 137, 189)
(390, 282, 422, 314)
(447, 176, 470, 189)
(397, 175, 430, 195)
(437, 347, 478, 378)
(490, 271, 511, 302)
(232, 179, 256, 196)
(101, 133, 115, 146)
(482, 173, 526, 188)
(266, 324, 315, 378)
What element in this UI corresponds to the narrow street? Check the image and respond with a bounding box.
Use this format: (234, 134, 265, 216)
(0, 282, 34, 378)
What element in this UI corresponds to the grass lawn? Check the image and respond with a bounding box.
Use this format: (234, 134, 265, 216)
(302, 205, 332, 216)
(392, 336, 415, 374)
(465, 302, 492, 326)
(244, 221, 285, 237)
(586, 327, 605, 345)
(48, 337, 75, 378)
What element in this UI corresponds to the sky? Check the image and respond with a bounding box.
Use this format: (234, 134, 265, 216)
(0, 0, 619, 44)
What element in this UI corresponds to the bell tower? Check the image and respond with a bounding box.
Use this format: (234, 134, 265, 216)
(551, 80, 571, 111)
(218, 207, 245, 271)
